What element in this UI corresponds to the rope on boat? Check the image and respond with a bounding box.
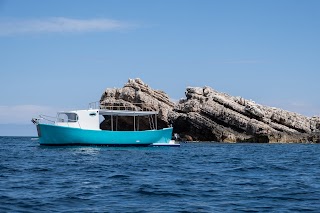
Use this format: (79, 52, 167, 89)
(148, 115, 155, 130)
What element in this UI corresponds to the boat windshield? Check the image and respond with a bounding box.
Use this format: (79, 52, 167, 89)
(57, 112, 78, 123)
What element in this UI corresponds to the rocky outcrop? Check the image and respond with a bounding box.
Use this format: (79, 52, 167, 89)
(170, 86, 320, 142)
(100, 78, 320, 143)
(100, 78, 174, 130)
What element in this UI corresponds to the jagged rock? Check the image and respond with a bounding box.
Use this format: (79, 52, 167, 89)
(100, 78, 174, 129)
(100, 78, 320, 143)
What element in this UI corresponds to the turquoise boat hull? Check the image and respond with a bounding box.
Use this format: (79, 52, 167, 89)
(37, 124, 173, 146)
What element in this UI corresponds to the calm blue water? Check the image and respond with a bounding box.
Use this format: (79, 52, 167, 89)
(1, 137, 320, 212)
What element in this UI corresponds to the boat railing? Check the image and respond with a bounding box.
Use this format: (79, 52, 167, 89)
(37, 114, 81, 128)
(89, 101, 159, 112)
(88, 101, 100, 109)
(39, 115, 78, 124)
(39, 114, 56, 124)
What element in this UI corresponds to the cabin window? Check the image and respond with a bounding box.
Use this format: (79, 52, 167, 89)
(57, 113, 78, 123)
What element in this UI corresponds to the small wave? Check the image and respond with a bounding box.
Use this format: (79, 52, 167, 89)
(108, 174, 130, 179)
(31, 167, 51, 172)
(137, 188, 185, 197)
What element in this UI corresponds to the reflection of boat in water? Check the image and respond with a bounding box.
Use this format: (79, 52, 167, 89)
(31, 102, 179, 147)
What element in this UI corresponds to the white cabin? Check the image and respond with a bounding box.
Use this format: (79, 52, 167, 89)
(55, 109, 100, 130)
(54, 109, 159, 131)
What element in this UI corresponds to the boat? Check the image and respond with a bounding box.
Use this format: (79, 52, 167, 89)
(31, 102, 180, 147)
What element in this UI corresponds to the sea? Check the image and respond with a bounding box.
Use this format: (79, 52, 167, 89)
(1, 137, 320, 212)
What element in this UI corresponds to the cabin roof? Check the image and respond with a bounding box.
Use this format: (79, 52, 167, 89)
(57, 109, 159, 117)
(99, 109, 158, 116)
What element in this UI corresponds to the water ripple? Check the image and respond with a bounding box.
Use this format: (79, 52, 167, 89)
(0, 138, 320, 212)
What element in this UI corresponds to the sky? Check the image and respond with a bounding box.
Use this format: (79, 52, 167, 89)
(0, 0, 320, 136)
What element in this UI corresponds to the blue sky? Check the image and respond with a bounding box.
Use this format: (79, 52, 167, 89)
(0, 0, 320, 135)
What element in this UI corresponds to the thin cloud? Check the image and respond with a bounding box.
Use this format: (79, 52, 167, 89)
(0, 105, 59, 124)
(286, 102, 320, 117)
(0, 17, 134, 35)
(262, 100, 320, 117)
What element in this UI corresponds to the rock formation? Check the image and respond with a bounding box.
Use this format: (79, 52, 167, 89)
(100, 78, 174, 131)
(100, 78, 320, 143)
